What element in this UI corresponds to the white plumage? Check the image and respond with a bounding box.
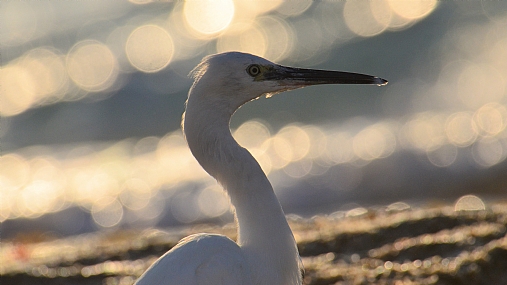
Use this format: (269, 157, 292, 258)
(135, 52, 387, 285)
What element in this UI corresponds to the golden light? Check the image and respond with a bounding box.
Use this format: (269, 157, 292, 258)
(30, 157, 62, 180)
(343, 0, 389, 37)
(183, 0, 235, 36)
(72, 169, 121, 207)
(455, 195, 485, 211)
(156, 132, 208, 184)
(254, 150, 273, 175)
(0, 65, 36, 116)
(317, 2, 354, 41)
(457, 64, 505, 109)
(3, 0, 507, 225)
(0, 154, 30, 192)
(20, 48, 68, 102)
(474, 103, 507, 137)
(472, 137, 504, 167)
(216, 22, 267, 57)
(276, 126, 311, 162)
(370, 0, 394, 29)
(170, 190, 200, 224)
(236, 123, 273, 172)
(165, 3, 211, 58)
(132, 197, 165, 222)
(445, 112, 478, 147)
(289, 17, 323, 62)
(283, 160, 312, 179)
(426, 144, 457, 168)
(134, 136, 160, 155)
(21, 180, 62, 216)
(487, 39, 507, 73)
(401, 114, 446, 151)
(119, 178, 152, 211)
(128, 0, 152, 4)
(126, 25, 174, 73)
(198, 185, 229, 218)
(272, 137, 293, 165)
(66, 40, 119, 92)
(326, 132, 355, 164)
(386, 202, 410, 212)
(388, 0, 438, 20)
(256, 16, 293, 62)
(129, 156, 162, 191)
(353, 124, 396, 161)
(385, 12, 414, 30)
(371, 0, 416, 30)
(0, 189, 11, 222)
(262, 137, 290, 170)
(0, 48, 68, 117)
(233, 120, 271, 150)
(303, 126, 327, 159)
(91, 198, 124, 228)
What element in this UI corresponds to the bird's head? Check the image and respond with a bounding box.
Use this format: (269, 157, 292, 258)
(188, 52, 387, 112)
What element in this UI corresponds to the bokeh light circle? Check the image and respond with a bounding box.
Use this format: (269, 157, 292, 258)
(91, 198, 124, 228)
(426, 144, 457, 168)
(198, 185, 229, 218)
(234, 120, 271, 149)
(457, 64, 505, 109)
(474, 103, 507, 137)
(353, 124, 396, 161)
(216, 22, 267, 57)
(183, 0, 235, 35)
(445, 112, 478, 147)
(126, 25, 174, 73)
(170, 190, 201, 224)
(455, 195, 485, 211)
(21, 49, 68, 102)
(343, 0, 388, 37)
(472, 138, 505, 167)
(256, 16, 293, 62)
(0, 48, 68, 117)
(388, 0, 438, 20)
(66, 40, 118, 92)
(276, 126, 311, 162)
(0, 154, 30, 192)
(0, 65, 36, 116)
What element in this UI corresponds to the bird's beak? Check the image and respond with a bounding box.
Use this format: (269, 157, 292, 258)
(264, 65, 388, 86)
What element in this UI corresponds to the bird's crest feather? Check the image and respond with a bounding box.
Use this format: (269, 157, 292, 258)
(189, 55, 212, 82)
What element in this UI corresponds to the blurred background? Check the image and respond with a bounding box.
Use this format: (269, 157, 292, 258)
(1, 0, 507, 239)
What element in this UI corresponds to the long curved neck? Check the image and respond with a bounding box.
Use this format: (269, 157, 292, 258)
(183, 86, 301, 284)
(183, 91, 292, 246)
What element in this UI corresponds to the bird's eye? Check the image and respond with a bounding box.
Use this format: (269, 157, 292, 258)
(247, 64, 261, 77)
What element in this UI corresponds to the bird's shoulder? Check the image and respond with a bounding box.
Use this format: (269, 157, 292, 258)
(135, 233, 252, 285)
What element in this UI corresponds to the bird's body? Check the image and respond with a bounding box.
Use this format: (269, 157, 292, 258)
(135, 52, 387, 285)
(135, 234, 252, 284)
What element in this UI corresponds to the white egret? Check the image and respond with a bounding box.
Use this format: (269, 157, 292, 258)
(135, 52, 387, 285)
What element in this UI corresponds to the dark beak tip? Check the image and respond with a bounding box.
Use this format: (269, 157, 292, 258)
(376, 77, 388, 86)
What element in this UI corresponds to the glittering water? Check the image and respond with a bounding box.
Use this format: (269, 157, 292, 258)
(1, 115, 506, 236)
(2, 1, 507, 238)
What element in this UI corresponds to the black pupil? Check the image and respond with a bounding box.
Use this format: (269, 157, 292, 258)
(250, 66, 259, 75)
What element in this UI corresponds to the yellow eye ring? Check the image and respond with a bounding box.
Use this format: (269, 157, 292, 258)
(247, 64, 261, 77)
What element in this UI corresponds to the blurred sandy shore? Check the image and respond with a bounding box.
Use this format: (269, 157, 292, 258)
(2, 203, 506, 285)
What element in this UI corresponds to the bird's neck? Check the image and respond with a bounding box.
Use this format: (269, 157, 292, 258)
(183, 92, 301, 284)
